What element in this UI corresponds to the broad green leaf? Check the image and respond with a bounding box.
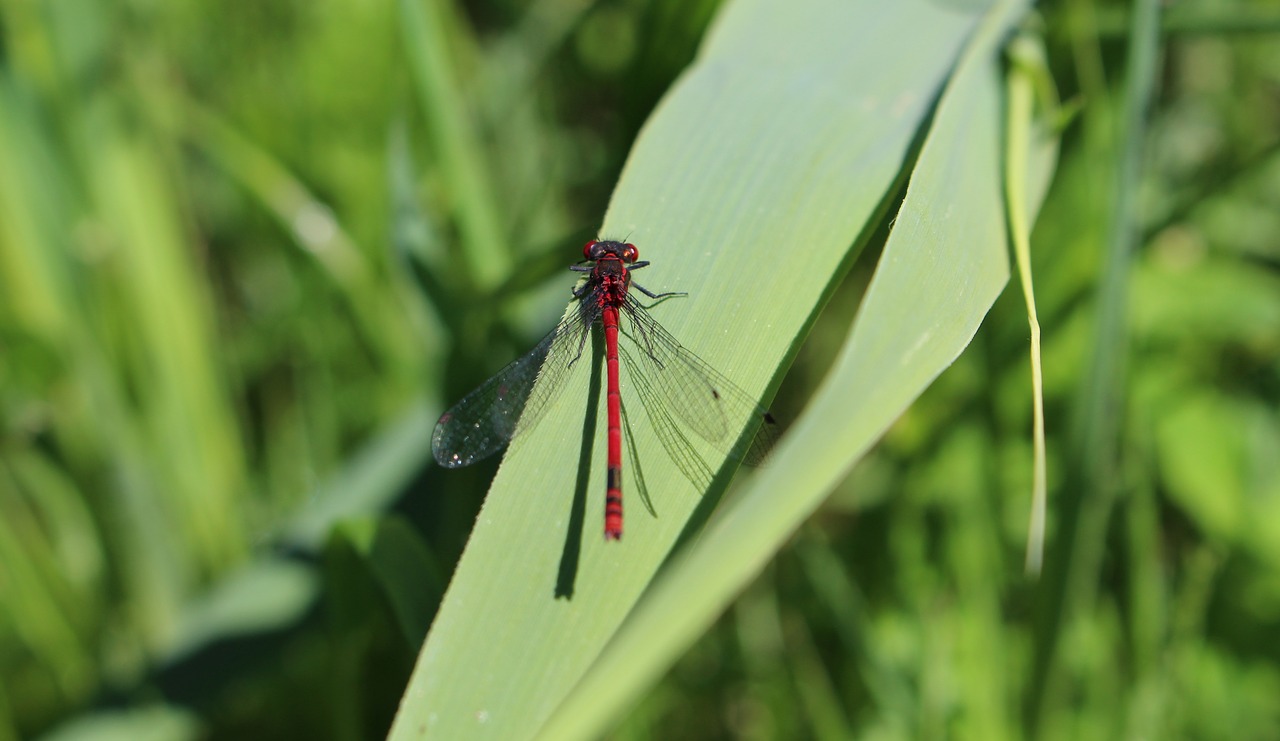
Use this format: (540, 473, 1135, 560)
(391, 0, 1030, 738)
(537, 1, 1027, 737)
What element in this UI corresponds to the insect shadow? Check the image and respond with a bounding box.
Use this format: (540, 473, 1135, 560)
(553, 326, 661, 599)
(554, 328, 602, 598)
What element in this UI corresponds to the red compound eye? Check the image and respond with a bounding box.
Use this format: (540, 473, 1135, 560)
(622, 243, 638, 262)
(582, 240, 598, 260)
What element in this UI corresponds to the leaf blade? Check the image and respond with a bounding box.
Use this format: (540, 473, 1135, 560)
(390, 1, 1001, 738)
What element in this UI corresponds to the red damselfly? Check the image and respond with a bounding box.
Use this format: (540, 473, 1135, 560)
(432, 240, 775, 540)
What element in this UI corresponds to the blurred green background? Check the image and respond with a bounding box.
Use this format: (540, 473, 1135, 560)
(1, 0, 1279, 739)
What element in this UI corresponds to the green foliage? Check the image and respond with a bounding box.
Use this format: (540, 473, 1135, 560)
(1, 0, 1278, 739)
(394, 1, 1022, 738)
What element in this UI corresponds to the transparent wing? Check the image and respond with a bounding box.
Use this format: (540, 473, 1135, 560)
(620, 295, 778, 471)
(620, 344, 716, 490)
(432, 306, 593, 468)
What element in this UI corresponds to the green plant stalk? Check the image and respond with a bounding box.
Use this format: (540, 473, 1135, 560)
(184, 99, 427, 375)
(1004, 30, 1055, 575)
(784, 612, 855, 740)
(400, 0, 509, 289)
(1092, 3, 1280, 37)
(1027, 0, 1163, 735)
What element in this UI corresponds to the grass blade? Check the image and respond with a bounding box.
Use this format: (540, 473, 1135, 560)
(390, 0, 1019, 738)
(535, 0, 1029, 736)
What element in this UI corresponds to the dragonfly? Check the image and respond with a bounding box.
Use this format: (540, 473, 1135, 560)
(432, 239, 776, 540)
